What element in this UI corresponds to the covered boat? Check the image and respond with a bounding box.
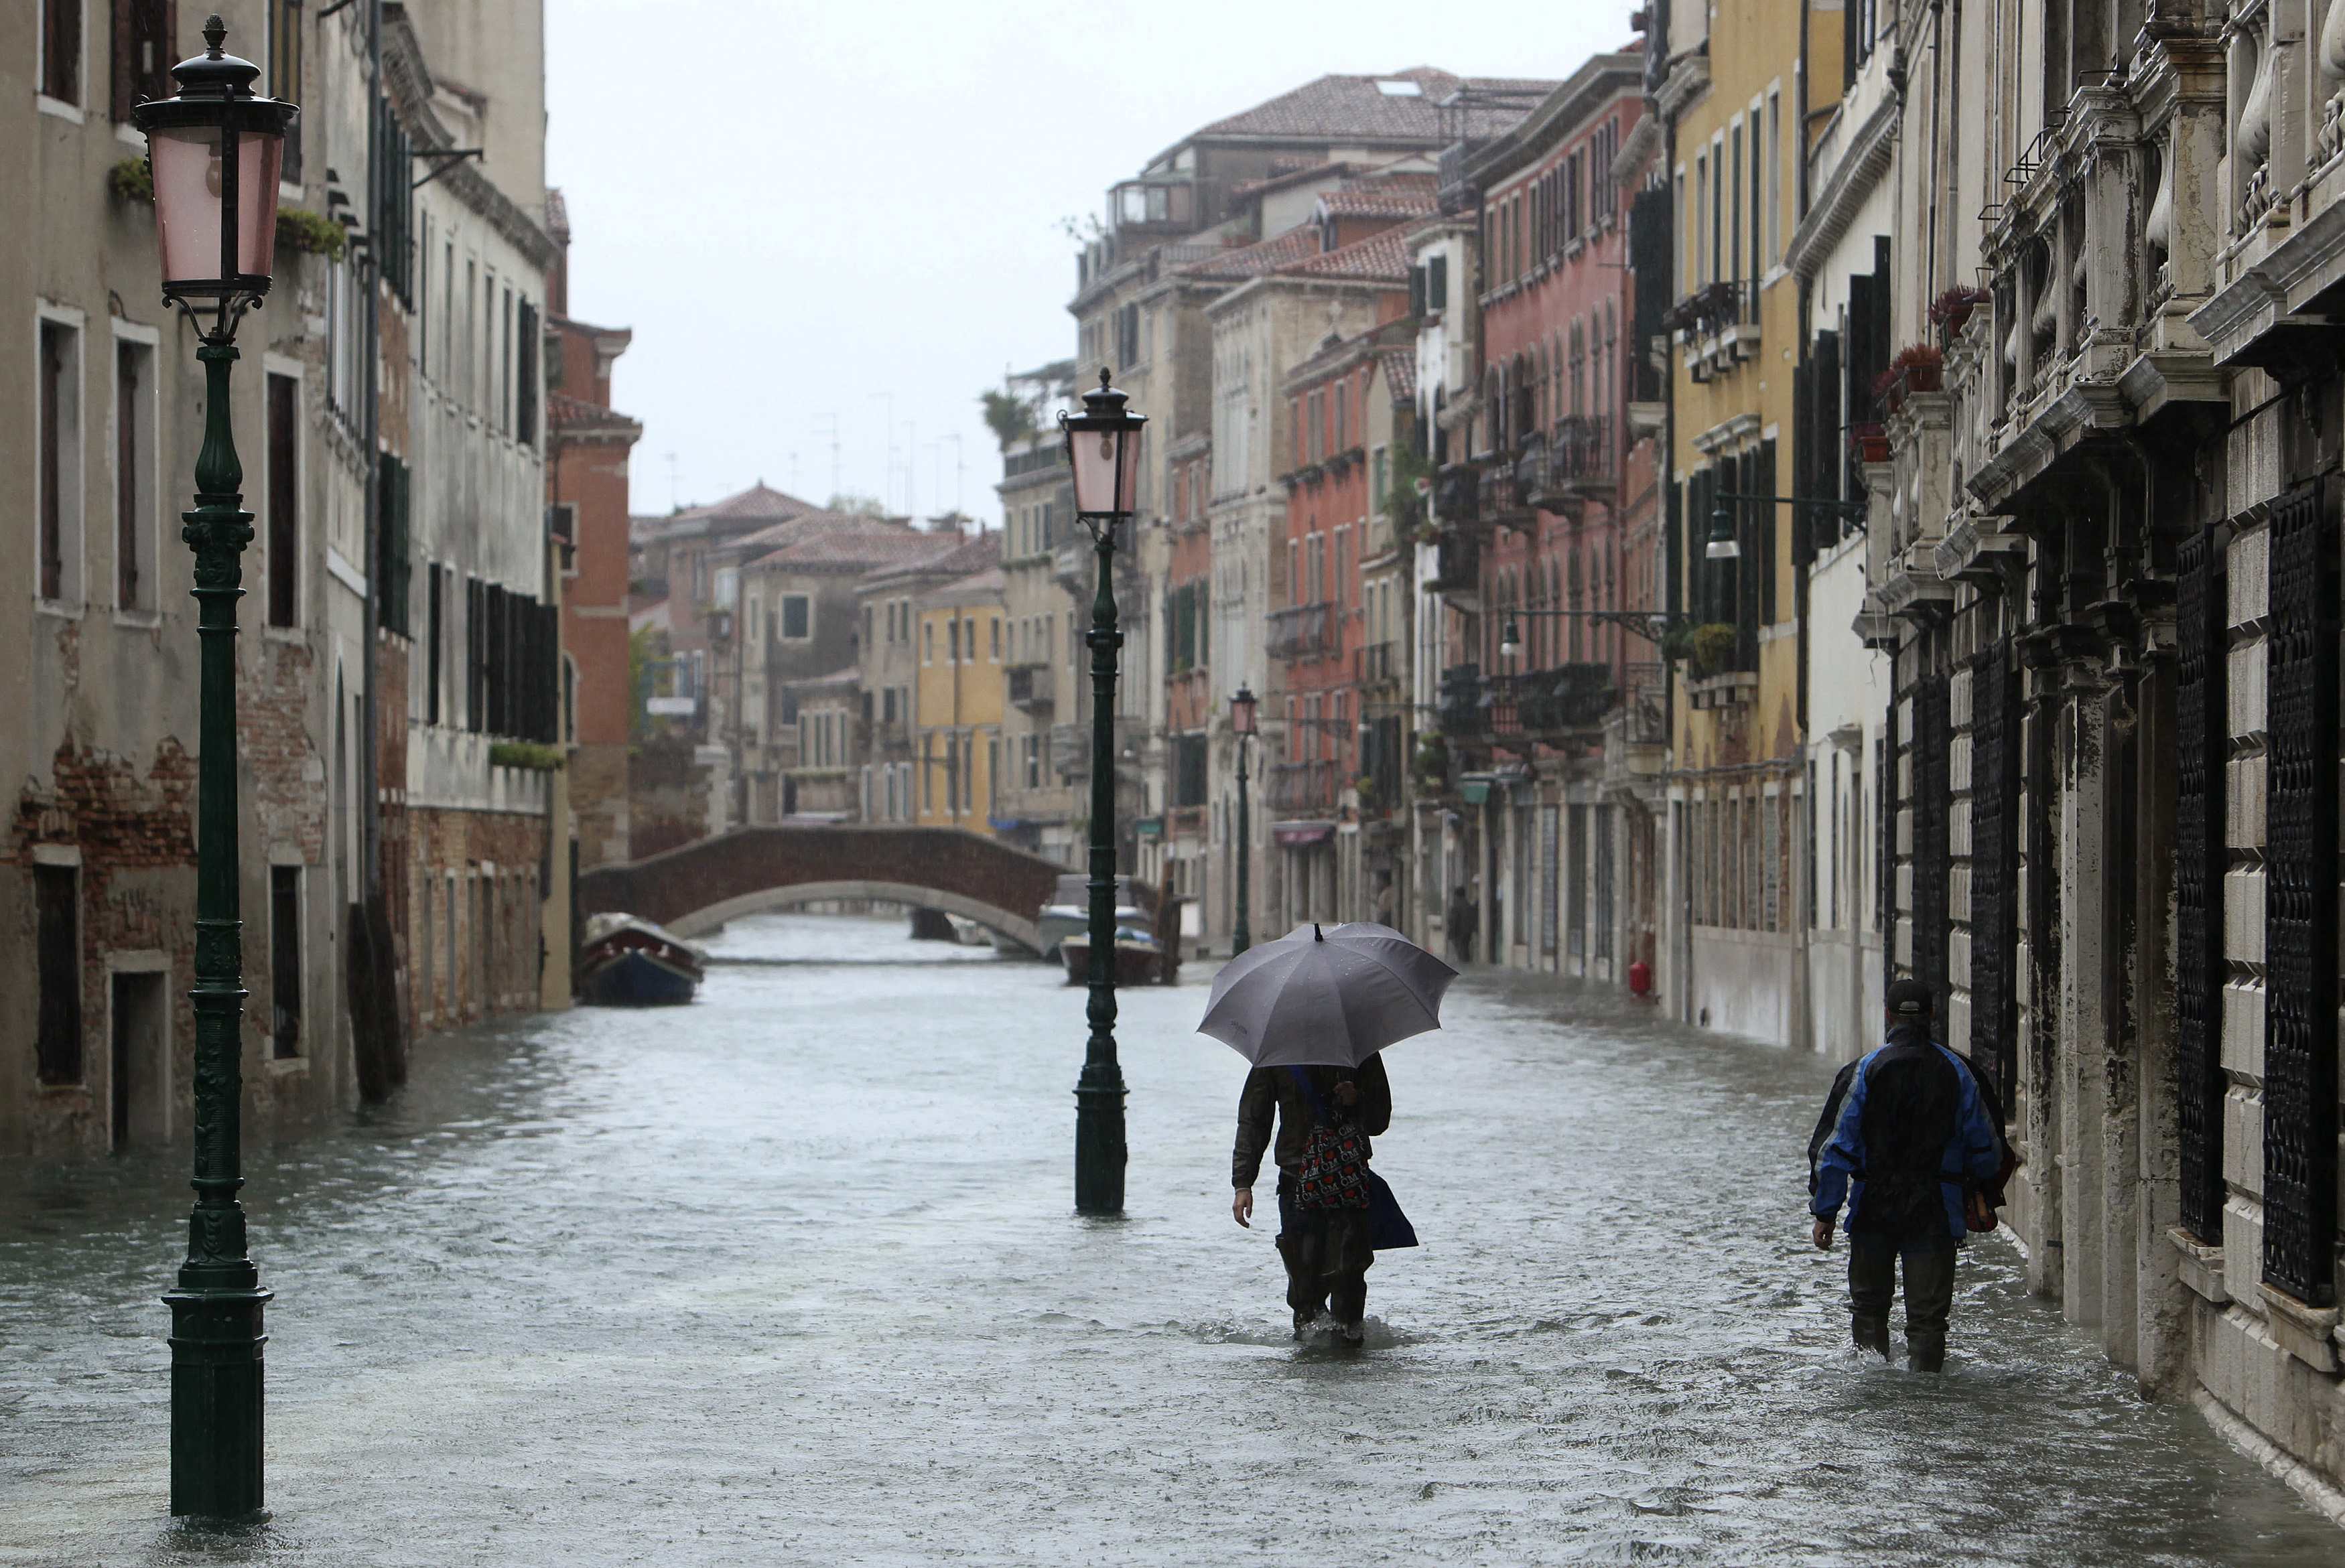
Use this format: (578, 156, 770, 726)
(578, 914, 706, 1007)
(1036, 873, 1148, 959)
(1059, 926, 1166, 987)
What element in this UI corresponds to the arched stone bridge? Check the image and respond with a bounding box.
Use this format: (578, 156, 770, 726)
(576, 826, 1144, 952)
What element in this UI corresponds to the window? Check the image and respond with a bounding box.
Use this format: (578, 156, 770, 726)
(1692, 156, 1706, 287)
(990, 616, 1000, 660)
(500, 287, 514, 434)
(1766, 90, 1783, 268)
(1371, 445, 1388, 512)
(780, 594, 810, 640)
(267, 371, 299, 627)
(425, 565, 443, 723)
(1729, 121, 1743, 285)
(270, 865, 302, 1058)
(111, 0, 172, 121)
(1749, 106, 1763, 287)
(113, 332, 155, 614)
(948, 618, 960, 663)
(1334, 382, 1349, 451)
(36, 862, 82, 1084)
(516, 301, 539, 444)
(40, 0, 82, 106)
(269, 1, 302, 180)
(924, 622, 934, 664)
(376, 453, 411, 636)
(1024, 734, 1041, 788)
(38, 315, 83, 607)
(1710, 139, 1724, 285)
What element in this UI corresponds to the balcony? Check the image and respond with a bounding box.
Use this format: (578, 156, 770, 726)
(1266, 601, 1339, 662)
(1357, 641, 1400, 686)
(1438, 662, 1615, 741)
(1434, 460, 1479, 524)
(1049, 723, 1089, 779)
(1546, 414, 1614, 501)
(1053, 540, 1091, 589)
(1613, 660, 1667, 749)
(1267, 760, 1342, 814)
(1426, 525, 1482, 597)
(1478, 456, 1530, 527)
(1008, 662, 1055, 711)
(1436, 140, 1484, 216)
(1668, 279, 1761, 381)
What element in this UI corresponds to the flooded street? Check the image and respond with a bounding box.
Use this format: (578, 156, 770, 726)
(3, 912, 2339, 1565)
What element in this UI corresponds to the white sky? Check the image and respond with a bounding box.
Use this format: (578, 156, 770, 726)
(545, 0, 1624, 524)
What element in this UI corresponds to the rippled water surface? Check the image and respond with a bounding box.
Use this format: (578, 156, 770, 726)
(3, 913, 2339, 1565)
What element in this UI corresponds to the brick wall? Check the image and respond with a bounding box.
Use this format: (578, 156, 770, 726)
(404, 806, 551, 1033)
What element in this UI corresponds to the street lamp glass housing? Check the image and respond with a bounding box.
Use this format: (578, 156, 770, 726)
(1231, 685, 1258, 736)
(129, 17, 299, 315)
(1061, 368, 1147, 532)
(1705, 502, 1742, 561)
(1500, 617, 1522, 660)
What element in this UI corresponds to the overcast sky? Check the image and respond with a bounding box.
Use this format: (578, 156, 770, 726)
(543, 0, 1623, 524)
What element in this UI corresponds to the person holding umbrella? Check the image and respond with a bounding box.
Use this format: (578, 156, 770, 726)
(1205, 922, 1458, 1346)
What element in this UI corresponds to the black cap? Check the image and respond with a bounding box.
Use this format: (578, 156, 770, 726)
(1887, 979, 1934, 1018)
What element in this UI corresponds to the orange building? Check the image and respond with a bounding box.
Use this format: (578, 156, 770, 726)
(545, 191, 643, 871)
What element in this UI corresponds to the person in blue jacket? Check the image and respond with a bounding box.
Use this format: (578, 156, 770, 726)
(1808, 978, 2005, 1371)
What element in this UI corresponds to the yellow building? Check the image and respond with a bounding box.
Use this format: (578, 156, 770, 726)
(914, 569, 1009, 832)
(1656, 0, 1840, 1044)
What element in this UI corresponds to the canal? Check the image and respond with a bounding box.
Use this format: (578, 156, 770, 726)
(3, 912, 2339, 1565)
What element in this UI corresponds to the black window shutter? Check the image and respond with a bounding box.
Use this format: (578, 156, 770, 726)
(1756, 439, 1778, 625)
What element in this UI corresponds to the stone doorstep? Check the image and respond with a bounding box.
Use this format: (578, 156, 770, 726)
(2257, 1283, 2342, 1374)
(2169, 1226, 2231, 1305)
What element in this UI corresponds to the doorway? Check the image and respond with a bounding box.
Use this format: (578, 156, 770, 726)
(109, 967, 170, 1150)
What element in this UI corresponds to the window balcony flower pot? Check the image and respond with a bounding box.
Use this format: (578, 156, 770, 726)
(1849, 422, 1891, 465)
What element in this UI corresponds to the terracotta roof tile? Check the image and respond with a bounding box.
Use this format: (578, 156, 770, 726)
(1317, 173, 1439, 218)
(1288, 224, 1417, 283)
(1380, 347, 1418, 405)
(547, 389, 640, 434)
(1187, 68, 1555, 145)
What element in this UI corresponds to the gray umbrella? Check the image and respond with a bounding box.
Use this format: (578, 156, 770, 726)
(1197, 922, 1459, 1069)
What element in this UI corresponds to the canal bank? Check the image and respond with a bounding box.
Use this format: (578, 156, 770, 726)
(1, 912, 2338, 1565)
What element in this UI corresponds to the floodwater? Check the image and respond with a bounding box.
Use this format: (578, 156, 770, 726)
(3, 912, 2339, 1566)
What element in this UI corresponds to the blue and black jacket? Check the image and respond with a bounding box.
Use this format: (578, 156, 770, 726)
(1808, 1026, 2006, 1242)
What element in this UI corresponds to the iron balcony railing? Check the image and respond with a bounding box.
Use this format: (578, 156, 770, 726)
(1428, 524, 1481, 594)
(1550, 413, 1613, 488)
(1438, 662, 1617, 740)
(1266, 759, 1342, 814)
(1266, 601, 1339, 662)
(1357, 641, 1400, 685)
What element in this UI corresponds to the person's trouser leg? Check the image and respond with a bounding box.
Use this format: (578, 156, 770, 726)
(1275, 1178, 1325, 1331)
(1847, 1233, 1894, 1358)
(1328, 1268, 1367, 1330)
(1901, 1236, 1958, 1372)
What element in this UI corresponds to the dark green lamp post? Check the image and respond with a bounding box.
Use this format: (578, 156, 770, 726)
(1060, 368, 1146, 1216)
(129, 15, 297, 1522)
(1229, 685, 1256, 956)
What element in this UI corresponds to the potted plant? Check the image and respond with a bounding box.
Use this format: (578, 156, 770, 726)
(1849, 421, 1890, 464)
(1688, 623, 1739, 681)
(1929, 286, 1991, 342)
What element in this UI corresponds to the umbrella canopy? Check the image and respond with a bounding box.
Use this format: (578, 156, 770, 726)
(1198, 922, 1459, 1069)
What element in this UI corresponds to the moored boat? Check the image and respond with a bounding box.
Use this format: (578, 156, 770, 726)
(578, 914, 706, 1007)
(1059, 927, 1167, 987)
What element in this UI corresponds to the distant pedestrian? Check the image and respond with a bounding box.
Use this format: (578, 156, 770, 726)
(1808, 979, 2005, 1371)
(1446, 885, 1477, 964)
(1232, 1056, 1393, 1346)
(1373, 873, 1396, 928)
